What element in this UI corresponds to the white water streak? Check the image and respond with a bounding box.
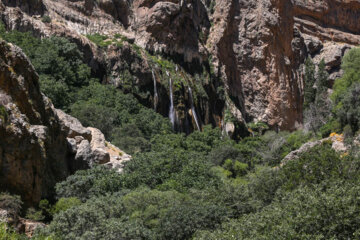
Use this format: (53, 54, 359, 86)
(188, 86, 201, 131)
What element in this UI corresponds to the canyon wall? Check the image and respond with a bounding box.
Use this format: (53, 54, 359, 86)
(1, 0, 360, 131)
(0, 40, 129, 206)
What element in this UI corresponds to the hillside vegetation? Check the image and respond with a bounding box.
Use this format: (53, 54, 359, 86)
(1, 26, 360, 240)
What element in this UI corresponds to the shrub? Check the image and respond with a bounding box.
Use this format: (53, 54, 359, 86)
(336, 83, 360, 134)
(55, 166, 124, 201)
(51, 198, 82, 216)
(41, 15, 51, 23)
(208, 144, 243, 166)
(195, 182, 360, 240)
(332, 47, 360, 104)
(303, 58, 316, 109)
(86, 33, 111, 48)
(0, 223, 26, 240)
(0, 193, 22, 215)
(25, 208, 45, 221)
(280, 143, 347, 191)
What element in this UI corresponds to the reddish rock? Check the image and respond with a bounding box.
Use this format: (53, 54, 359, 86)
(2, 0, 360, 130)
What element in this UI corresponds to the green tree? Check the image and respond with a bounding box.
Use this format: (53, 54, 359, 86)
(303, 58, 316, 108)
(337, 83, 360, 134)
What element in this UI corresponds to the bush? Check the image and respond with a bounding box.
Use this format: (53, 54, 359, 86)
(332, 48, 360, 104)
(337, 83, 360, 134)
(280, 143, 346, 191)
(51, 198, 82, 216)
(0, 193, 22, 215)
(25, 208, 45, 221)
(195, 182, 360, 240)
(0, 29, 92, 110)
(55, 166, 124, 201)
(86, 33, 111, 48)
(208, 144, 243, 166)
(46, 189, 228, 240)
(303, 58, 316, 109)
(41, 15, 51, 23)
(0, 223, 26, 240)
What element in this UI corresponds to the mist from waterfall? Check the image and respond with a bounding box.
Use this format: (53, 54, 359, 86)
(152, 69, 158, 111)
(188, 86, 201, 131)
(167, 71, 176, 130)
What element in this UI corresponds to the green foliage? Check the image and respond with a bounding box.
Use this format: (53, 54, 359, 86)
(247, 122, 269, 136)
(45, 188, 228, 240)
(0, 192, 22, 216)
(55, 166, 124, 202)
(41, 15, 51, 23)
(195, 182, 360, 240)
(332, 48, 360, 134)
(0, 223, 27, 240)
(332, 47, 360, 104)
(51, 197, 82, 216)
(0, 105, 8, 124)
(69, 81, 172, 152)
(282, 141, 359, 187)
(303, 58, 316, 108)
(209, 0, 216, 14)
(222, 159, 248, 178)
(316, 59, 329, 93)
(208, 144, 243, 166)
(3, 19, 360, 240)
(111, 125, 151, 154)
(318, 117, 342, 138)
(337, 83, 360, 134)
(0, 28, 92, 110)
(86, 33, 111, 48)
(25, 207, 45, 221)
(303, 59, 332, 132)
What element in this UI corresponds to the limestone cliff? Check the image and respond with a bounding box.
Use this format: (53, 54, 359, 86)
(1, 0, 360, 131)
(0, 40, 130, 206)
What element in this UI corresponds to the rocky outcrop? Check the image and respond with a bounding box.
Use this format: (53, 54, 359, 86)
(208, 0, 303, 130)
(131, 0, 210, 62)
(281, 133, 347, 166)
(1, 0, 360, 131)
(0, 40, 130, 206)
(1, 207, 45, 237)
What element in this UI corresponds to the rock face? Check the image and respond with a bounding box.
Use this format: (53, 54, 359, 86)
(0, 40, 130, 206)
(1, 206, 45, 237)
(1, 0, 360, 130)
(281, 133, 347, 166)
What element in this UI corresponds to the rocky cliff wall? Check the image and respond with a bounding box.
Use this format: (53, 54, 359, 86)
(0, 40, 130, 206)
(1, 0, 360, 131)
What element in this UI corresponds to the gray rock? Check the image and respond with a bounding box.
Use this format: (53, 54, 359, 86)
(66, 138, 77, 154)
(55, 109, 92, 141)
(303, 34, 323, 55)
(74, 140, 93, 169)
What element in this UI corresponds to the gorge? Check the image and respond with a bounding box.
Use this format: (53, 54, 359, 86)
(1, 0, 360, 239)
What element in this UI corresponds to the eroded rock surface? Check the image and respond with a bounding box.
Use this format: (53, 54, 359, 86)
(0, 40, 130, 206)
(281, 133, 347, 166)
(1, 0, 360, 130)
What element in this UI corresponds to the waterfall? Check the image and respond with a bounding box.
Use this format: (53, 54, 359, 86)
(188, 86, 201, 131)
(168, 73, 176, 130)
(152, 69, 158, 111)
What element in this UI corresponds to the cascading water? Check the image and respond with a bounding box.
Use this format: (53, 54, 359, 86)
(152, 69, 158, 111)
(188, 86, 201, 131)
(168, 71, 176, 130)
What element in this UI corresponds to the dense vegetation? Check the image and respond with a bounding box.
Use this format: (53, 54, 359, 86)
(0, 24, 171, 154)
(1, 24, 360, 239)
